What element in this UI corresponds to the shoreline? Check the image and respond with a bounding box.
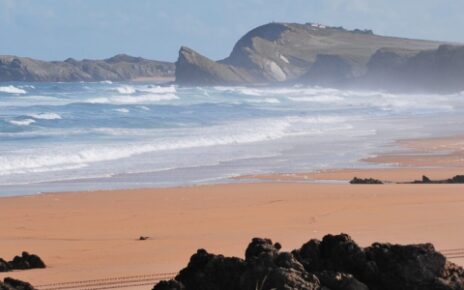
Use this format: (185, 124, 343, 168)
(1, 135, 463, 287)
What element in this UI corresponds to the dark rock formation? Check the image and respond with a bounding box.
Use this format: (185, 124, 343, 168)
(363, 242, 447, 290)
(0, 54, 174, 82)
(449, 175, 464, 183)
(154, 233, 464, 290)
(0, 278, 36, 290)
(412, 175, 464, 184)
(0, 252, 45, 272)
(317, 271, 369, 290)
(350, 177, 383, 184)
(0, 259, 11, 272)
(175, 22, 445, 88)
(153, 280, 185, 290)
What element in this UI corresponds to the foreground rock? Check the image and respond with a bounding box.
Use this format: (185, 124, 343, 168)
(153, 233, 464, 290)
(0, 278, 36, 290)
(0, 54, 174, 82)
(0, 252, 45, 272)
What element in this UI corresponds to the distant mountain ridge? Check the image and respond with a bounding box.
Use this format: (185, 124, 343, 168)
(175, 22, 464, 92)
(0, 54, 174, 82)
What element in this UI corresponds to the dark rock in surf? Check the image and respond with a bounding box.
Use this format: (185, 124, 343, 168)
(350, 177, 383, 184)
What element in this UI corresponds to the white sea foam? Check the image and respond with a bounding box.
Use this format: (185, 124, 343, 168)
(288, 95, 344, 103)
(114, 108, 130, 113)
(19, 85, 35, 89)
(247, 98, 281, 104)
(0, 115, 355, 176)
(100, 80, 113, 84)
(114, 85, 176, 95)
(86, 93, 179, 105)
(0, 96, 72, 107)
(9, 119, 36, 126)
(28, 113, 62, 120)
(116, 86, 137, 94)
(139, 86, 176, 94)
(0, 86, 27, 94)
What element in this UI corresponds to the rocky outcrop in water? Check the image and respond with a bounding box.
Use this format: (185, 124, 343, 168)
(412, 175, 464, 184)
(0, 252, 45, 272)
(0, 54, 174, 82)
(350, 177, 383, 184)
(153, 233, 464, 290)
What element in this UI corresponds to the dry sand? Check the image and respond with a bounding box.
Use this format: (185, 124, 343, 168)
(1, 183, 464, 286)
(1, 135, 463, 287)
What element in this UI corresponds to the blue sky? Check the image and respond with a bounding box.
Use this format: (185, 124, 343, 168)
(0, 0, 463, 61)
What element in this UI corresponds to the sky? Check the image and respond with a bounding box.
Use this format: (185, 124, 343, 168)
(0, 0, 463, 62)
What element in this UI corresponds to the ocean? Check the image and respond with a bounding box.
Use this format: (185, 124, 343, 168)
(1, 82, 463, 196)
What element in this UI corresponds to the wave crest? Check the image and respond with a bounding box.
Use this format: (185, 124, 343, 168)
(0, 86, 27, 94)
(28, 113, 62, 120)
(86, 93, 179, 105)
(9, 119, 36, 126)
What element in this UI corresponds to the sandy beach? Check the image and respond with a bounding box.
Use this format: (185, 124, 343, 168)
(1, 135, 464, 288)
(1, 182, 464, 287)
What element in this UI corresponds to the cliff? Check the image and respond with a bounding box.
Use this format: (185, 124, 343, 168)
(175, 22, 445, 87)
(0, 54, 174, 82)
(175, 22, 464, 92)
(365, 45, 464, 92)
(175, 47, 257, 85)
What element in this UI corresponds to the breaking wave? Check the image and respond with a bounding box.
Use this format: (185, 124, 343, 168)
(9, 119, 36, 126)
(114, 108, 130, 113)
(116, 86, 137, 94)
(115, 85, 176, 95)
(86, 93, 179, 104)
(28, 112, 62, 120)
(0, 115, 350, 176)
(0, 86, 27, 94)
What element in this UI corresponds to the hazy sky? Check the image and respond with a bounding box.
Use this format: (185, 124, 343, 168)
(1, 0, 463, 61)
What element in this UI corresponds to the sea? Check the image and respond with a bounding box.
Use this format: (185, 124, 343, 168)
(1, 82, 464, 196)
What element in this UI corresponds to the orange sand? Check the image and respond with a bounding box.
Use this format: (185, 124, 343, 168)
(1, 183, 464, 286)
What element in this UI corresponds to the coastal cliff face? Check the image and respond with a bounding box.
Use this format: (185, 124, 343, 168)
(175, 47, 256, 85)
(175, 22, 464, 92)
(365, 45, 464, 92)
(0, 54, 174, 82)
